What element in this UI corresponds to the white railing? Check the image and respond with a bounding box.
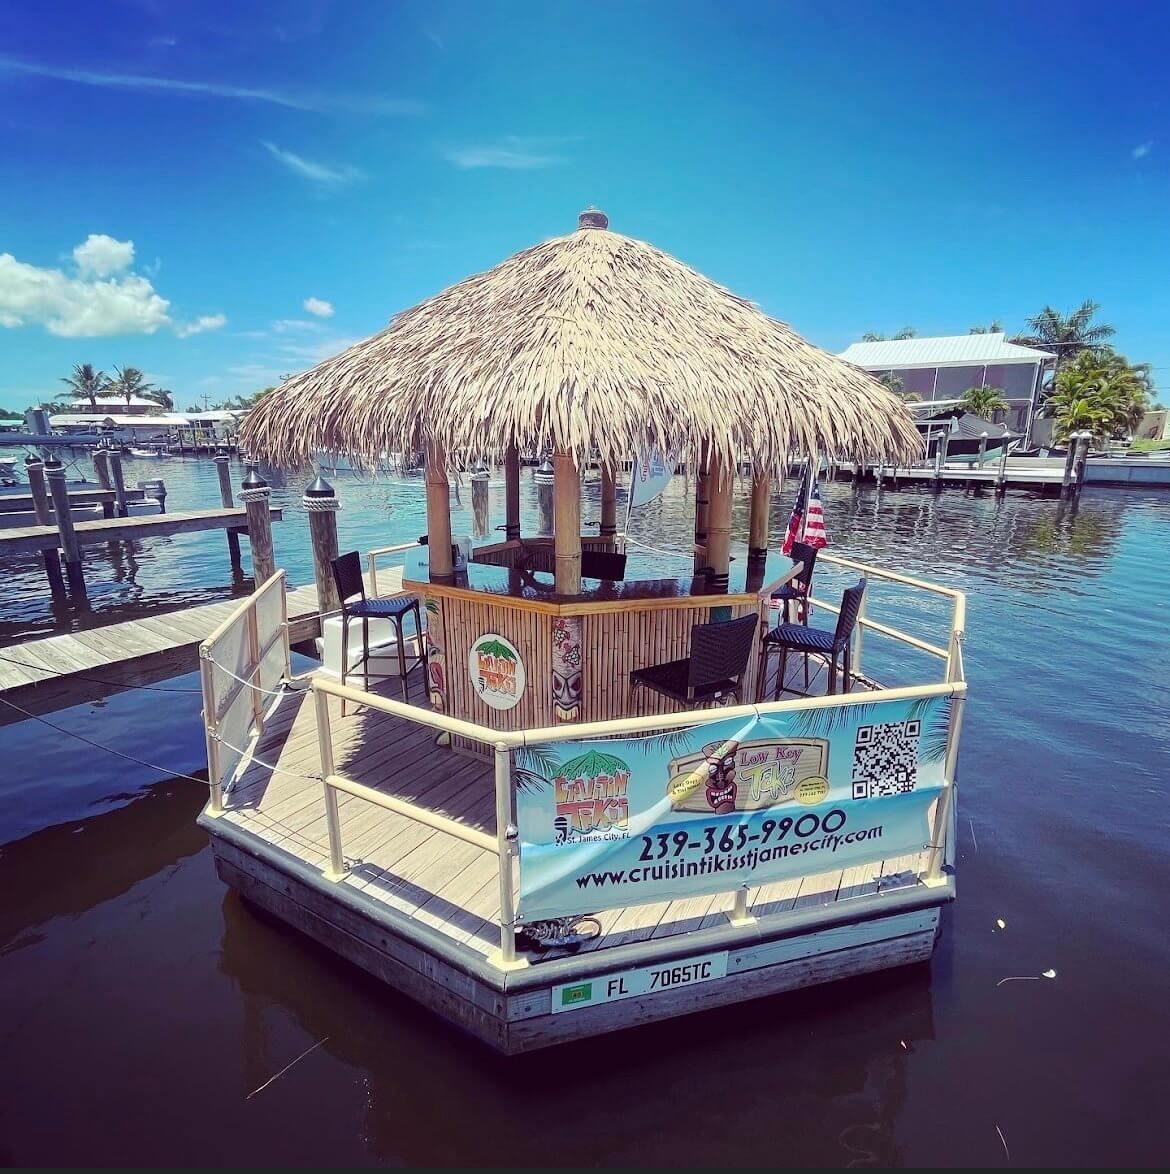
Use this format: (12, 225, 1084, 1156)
(204, 552, 968, 973)
(199, 570, 292, 813)
(367, 541, 418, 597)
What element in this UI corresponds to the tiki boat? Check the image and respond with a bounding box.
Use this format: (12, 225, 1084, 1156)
(200, 210, 967, 1054)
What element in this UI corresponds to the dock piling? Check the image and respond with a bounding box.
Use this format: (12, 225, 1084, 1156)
(303, 475, 340, 615)
(44, 457, 87, 601)
(470, 461, 490, 539)
(996, 439, 1009, 498)
(92, 448, 112, 490)
(214, 450, 242, 570)
(1073, 431, 1092, 497)
(504, 445, 521, 542)
(600, 463, 617, 549)
(1061, 436, 1078, 498)
(107, 451, 129, 517)
(23, 455, 66, 599)
(239, 464, 276, 583)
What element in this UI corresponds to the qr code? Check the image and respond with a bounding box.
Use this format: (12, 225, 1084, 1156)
(852, 720, 921, 799)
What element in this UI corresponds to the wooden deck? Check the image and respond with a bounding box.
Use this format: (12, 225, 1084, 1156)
(201, 651, 940, 1051)
(0, 506, 281, 557)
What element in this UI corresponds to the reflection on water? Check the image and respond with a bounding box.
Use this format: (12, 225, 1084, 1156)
(1, 462, 1169, 1165)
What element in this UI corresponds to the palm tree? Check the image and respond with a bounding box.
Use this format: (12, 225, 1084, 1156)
(969, 320, 1004, 334)
(60, 362, 110, 409)
(878, 370, 921, 404)
(960, 385, 1009, 419)
(109, 365, 157, 407)
(144, 387, 174, 410)
(861, 327, 916, 342)
(1012, 300, 1115, 376)
(1047, 349, 1151, 442)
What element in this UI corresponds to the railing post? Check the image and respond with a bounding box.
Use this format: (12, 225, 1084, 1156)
(314, 685, 346, 880)
(850, 590, 867, 687)
(494, 741, 520, 967)
(279, 571, 293, 680)
(199, 649, 224, 814)
(925, 691, 966, 884)
(245, 603, 266, 734)
(730, 885, 754, 926)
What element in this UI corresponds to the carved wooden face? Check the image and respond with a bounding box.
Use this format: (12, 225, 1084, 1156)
(552, 665, 582, 709)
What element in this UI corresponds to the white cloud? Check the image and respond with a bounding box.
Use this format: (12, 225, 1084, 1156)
(0, 235, 223, 339)
(175, 313, 227, 338)
(0, 55, 423, 116)
(272, 318, 323, 333)
(303, 296, 334, 318)
(443, 135, 575, 170)
(72, 233, 135, 277)
(261, 141, 364, 186)
(1132, 140, 1153, 159)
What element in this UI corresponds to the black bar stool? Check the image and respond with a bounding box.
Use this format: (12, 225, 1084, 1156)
(330, 551, 426, 701)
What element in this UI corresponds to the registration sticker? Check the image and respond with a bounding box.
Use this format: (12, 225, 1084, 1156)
(551, 950, 728, 1013)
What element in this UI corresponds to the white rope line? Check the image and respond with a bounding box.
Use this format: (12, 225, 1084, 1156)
(622, 533, 696, 562)
(204, 657, 294, 697)
(212, 730, 324, 784)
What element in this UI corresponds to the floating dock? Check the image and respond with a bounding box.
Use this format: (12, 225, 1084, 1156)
(197, 555, 966, 1055)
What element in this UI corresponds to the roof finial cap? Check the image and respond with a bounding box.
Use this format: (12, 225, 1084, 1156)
(578, 207, 609, 231)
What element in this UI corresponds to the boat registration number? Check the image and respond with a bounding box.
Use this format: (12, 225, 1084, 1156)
(551, 950, 728, 1014)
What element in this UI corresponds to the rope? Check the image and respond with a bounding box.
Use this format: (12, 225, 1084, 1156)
(211, 729, 323, 784)
(301, 497, 340, 512)
(238, 488, 270, 504)
(0, 651, 203, 692)
(623, 533, 695, 562)
(203, 656, 296, 698)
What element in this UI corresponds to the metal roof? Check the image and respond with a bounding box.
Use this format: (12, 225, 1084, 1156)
(839, 333, 1054, 369)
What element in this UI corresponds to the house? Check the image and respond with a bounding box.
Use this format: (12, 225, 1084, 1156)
(62, 393, 164, 417)
(838, 333, 1054, 442)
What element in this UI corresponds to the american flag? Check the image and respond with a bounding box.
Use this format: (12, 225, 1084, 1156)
(780, 473, 829, 554)
(803, 480, 829, 549)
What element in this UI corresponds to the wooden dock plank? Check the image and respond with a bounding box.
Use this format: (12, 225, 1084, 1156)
(0, 506, 284, 556)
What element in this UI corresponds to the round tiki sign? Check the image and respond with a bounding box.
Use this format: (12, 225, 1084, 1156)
(468, 633, 526, 711)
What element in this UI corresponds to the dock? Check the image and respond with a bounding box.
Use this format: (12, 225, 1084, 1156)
(0, 486, 148, 518)
(836, 460, 1070, 494)
(0, 506, 281, 558)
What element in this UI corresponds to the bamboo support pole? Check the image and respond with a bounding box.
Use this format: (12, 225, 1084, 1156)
(425, 442, 454, 577)
(553, 448, 581, 594)
(504, 444, 521, 541)
(705, 453, 732, 590)
(44, 457, 86, 600)
(747, 471, 770, 563)
(23, 455, 66, 598)
(600, 463, 617, 548)
(693, 441, 710, 571)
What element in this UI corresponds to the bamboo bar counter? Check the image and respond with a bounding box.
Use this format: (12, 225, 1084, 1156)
(404, 539, 793, 740)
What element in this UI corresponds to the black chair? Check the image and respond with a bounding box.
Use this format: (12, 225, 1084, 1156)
(772, 539, 819, 624)
(759, 578, 866, 699)
(330, 551, 426, 702)
(630, 615, 758, 707)
(581, 549, 627, 581)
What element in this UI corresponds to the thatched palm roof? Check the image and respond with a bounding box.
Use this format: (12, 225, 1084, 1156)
(240, 211, 921, 471)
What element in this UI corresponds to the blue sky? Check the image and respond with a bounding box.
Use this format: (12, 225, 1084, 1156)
(1, 0, 1167, 412)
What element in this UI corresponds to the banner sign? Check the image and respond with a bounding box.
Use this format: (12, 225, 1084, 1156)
(514, 693, 952, 921)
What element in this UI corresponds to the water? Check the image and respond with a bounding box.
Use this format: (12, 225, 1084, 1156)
(1, 460, 1168, 1166)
